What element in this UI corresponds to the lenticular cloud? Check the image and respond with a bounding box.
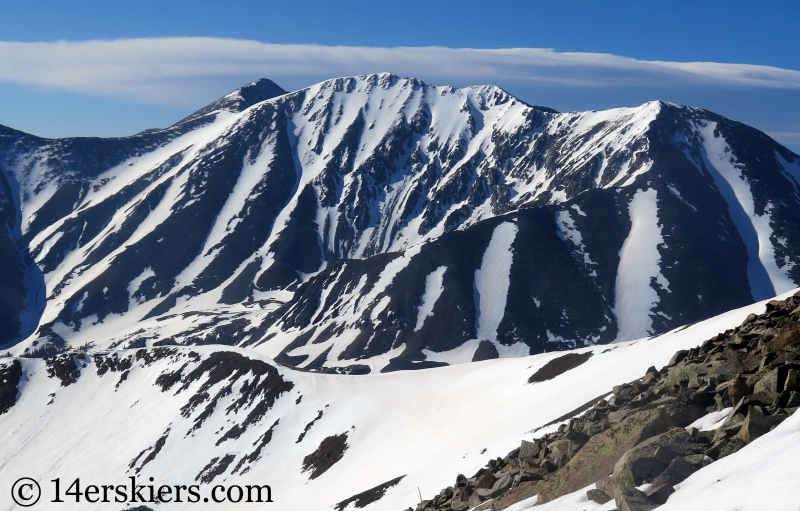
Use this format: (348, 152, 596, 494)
(1, 38, 799, 105)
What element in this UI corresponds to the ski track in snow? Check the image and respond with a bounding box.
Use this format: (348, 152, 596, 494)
(613, 188, 670, 342)
(474, 221, 518, 342)
(699, 122, 794, 300)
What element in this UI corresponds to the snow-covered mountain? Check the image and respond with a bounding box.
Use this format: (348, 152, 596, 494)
(1, 74, 800, 372)
(0, 289, 797, 511)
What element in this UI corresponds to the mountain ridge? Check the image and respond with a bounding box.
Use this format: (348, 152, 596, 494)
(0, 74, 798, 371)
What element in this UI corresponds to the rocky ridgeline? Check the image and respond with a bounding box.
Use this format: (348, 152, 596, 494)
(409, 292, 800, 511)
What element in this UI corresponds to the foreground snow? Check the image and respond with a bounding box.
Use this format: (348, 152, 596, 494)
(504, 407, 800, 511)
(0, 289, 797, 511)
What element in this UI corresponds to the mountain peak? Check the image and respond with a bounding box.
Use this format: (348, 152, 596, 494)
(177, 78, 288, 125)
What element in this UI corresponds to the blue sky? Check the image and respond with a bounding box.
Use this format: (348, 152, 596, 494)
(1, 0, 799, 152)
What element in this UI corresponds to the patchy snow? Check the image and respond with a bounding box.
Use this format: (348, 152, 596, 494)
(667, 184, 698, 212)
(613, 188, 670, 342)
(687, 407, 734, 431)
(557, 209, 597, 270)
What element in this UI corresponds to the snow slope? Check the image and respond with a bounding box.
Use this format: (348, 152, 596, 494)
(1, 289, 796, 511)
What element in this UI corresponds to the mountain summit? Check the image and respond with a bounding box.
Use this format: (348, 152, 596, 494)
(177, 78, 288, 124)
(0, 74, 799, 371)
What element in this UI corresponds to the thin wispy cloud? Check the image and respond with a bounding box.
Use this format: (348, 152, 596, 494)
(1, 38, 799, 106)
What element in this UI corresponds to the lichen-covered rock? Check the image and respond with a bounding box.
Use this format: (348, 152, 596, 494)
(612, 428, 702, 486)
(586, 488, 612, 504)
(534, 408, 669, 503)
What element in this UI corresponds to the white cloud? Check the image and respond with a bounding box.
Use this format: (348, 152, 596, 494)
(1, 38, 799, 106)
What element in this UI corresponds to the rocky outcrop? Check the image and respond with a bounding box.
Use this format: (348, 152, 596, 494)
(408, 291, 800, 510)
(0, 359, 22, 415)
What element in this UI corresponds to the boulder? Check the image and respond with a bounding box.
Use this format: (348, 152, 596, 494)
(645, 483, 675, 505)
(731, 392, 778, 417)
(474, 471, 496, 489)
(586, 488, 612, 504)
(450, 487, 471, 510)
(784, 368, 798, 392)
(595, 476, 622, 499)
(582, 419, 610, 436)
(516, 467, 547, 483)
(728, 376, 751, 407)
(467, 492, 484, 508)
(532, 408, 669, 503)
(608, 408, 633, 424)
(717, 437, 746, 458)
(653, 445, 679, 464)
(455, 474, 466, 488)
(614, 486, 658, 511)
(645, 455, 703, 503)
(663, 403, 708, 428)
(489, 481, 540, 510)
(754, 368, 780, 394)
(613, 384, 635, 404)
(612, 428, 702, 486)
(547, 438, 581, 467)
(736, 406, 787, 443)
(669, 350, 689, 366)
(518, 440, 540, 460)
(490, 474, 512, 498)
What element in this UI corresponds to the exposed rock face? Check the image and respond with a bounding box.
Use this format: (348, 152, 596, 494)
(411, 291, 800, 510)
(1, 74, 799, 371)
(302, 432, 350, 480)
(334, 475, 405, 511)
(0, 359, 22, 415)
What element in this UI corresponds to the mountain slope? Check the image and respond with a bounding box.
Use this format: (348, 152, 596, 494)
(0, 289, 796, 511)
(1, 74, 799, 370)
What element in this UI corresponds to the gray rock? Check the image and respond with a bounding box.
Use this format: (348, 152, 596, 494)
(519, 440, 540, 460)
(450, 487, 471, 510)
(595, 476, 623, 500)
(474, 471, 496, 489)
(614, 486, 658, 511)
(587, 488, 612, 504)
(608, 408, 633, 424)
(646, 483, 675, 505)
(467, 493, 484, 508)
(613, 429, 701, 486)
(490, 474, 512, 497)
(736, 406, 787, 443)
(717, 437, 747, 458)
(754, 368, 780, 394)
(583, 418, 610, 436)
(517, 467, 547, 483)
(475, 488, 493, 498)
(653, 445, 679, 464)
(728, 376, 751, 407)
(785, 368, 798, 392)
(647, 456, 701, 493)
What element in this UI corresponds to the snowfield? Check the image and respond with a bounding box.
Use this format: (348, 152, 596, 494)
(1, 289, 797, 511)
